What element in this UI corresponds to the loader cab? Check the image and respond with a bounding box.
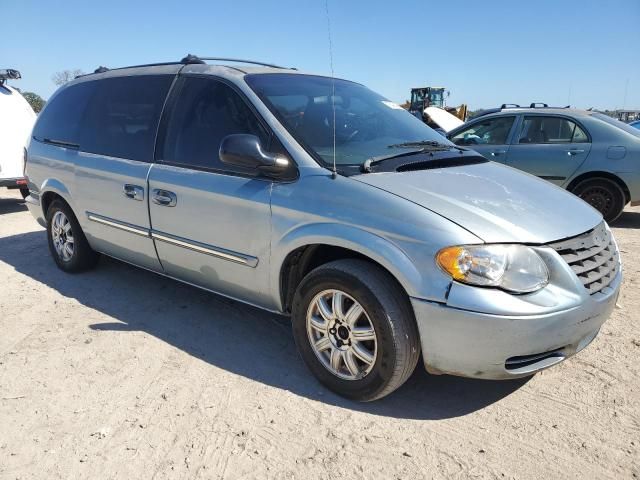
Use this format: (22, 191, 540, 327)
(409, 87, 447, 115)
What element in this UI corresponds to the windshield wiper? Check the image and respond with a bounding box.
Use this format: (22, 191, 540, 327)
(362, 141, 459, 173)
(387, 140, 456, 149)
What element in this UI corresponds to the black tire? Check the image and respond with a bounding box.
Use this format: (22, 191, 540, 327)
(46, 199, 99, 272)
(291, 259, 420, 401)
(571, 178, 626, 223)
(19, 187, 29, 200)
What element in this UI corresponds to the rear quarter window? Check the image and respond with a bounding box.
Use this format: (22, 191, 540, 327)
(79, 75, 173, 162)
(32, 81, 95, 145)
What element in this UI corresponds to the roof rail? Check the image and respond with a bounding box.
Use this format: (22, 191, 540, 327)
(472, 108, 502, 119)
(500, 103, 520, 109)
(196, 56, 291, 69)
(81, 61, 185, 78)
(84, 54, 293, 79)
(529, 102, 549, 108)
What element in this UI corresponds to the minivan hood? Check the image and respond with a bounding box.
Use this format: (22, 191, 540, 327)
(352, 161, 602, 243)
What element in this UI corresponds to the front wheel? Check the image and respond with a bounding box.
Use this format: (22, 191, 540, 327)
(571, 178, 626, 223)
(291, 259, 420, 401)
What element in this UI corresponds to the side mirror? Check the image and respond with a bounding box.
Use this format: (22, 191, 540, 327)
(219, 134, 289, 177)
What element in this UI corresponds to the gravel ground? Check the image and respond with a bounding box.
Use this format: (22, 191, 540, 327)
(0, 188, 638, 479)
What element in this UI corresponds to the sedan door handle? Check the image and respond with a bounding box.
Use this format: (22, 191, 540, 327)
(123, 184, 144, 201)
(490, 150, 507, 156)
(565, 149, 585, 156)
(152, 189, 177, 207)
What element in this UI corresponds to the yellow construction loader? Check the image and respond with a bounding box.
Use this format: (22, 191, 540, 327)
(407, 86, 468, 129)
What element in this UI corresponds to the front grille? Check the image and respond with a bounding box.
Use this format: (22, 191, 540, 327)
(547, 222, 620, 295)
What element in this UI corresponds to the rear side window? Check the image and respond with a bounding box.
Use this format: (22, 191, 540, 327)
(518, 116, 589, 144)
(32, 81, 95, 145)
(159, 77, 268, 172)
(79, 76, 173, 162)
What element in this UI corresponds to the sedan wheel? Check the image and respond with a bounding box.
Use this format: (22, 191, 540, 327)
(572, 178, 625, 223)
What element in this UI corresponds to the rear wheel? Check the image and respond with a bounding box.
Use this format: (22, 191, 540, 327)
(571, 178, 626, 223)
(46, 199, 99, 272)
(19, 187, 29, 200)
(291, 259, 420, 401)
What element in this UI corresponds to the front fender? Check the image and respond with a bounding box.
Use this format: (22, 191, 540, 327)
(270, 222, 424, 311)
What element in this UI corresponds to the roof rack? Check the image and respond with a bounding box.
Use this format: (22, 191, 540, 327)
(473, 102, 575, 119)
(193, 55, 291, 69)
(0, 68, 21, 85)
(499, 103, 571, 110)
(86, 54, 293, 78)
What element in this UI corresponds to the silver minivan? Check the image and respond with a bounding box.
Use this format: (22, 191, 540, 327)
(25, 56, 621, 401)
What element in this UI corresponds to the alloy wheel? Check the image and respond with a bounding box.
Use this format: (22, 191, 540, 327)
(51, 211, 74, 261)
(306, 289, 377, 380)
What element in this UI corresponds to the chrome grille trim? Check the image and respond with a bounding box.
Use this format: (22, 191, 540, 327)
(547, 222, 620, 295)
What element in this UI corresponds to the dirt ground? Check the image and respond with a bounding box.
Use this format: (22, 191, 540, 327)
(0, 188, 638, 480)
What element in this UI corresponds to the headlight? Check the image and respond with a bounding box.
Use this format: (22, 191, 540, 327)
(436, 244, 549, 293)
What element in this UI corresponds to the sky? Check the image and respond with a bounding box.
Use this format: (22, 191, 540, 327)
(2, 0, 639, 110)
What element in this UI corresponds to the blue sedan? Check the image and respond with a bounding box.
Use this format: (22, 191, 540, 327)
(448, 107, 640, 222)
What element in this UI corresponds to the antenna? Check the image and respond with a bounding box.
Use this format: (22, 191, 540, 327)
(324, 0, 337, 179)
(623, 78, 629, 110)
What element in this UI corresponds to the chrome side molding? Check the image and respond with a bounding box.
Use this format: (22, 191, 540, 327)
(87, 212, 150, 237)
(86, 211, 258, 268)
(151, 230, 258, 267)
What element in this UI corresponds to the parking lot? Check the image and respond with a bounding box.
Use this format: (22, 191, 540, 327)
(0, 188, 638, 479)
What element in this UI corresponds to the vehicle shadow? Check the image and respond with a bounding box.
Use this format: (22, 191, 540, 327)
(0, 230, 528, 420)
(612, 210, 640, 229)
(0, 197, 27, 215)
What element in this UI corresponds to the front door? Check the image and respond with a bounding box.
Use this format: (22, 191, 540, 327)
(449, 115, 517, 163)
(74, 75, 175, 271)
(148, 76, 275, 307)
(505, 115, 592, 185)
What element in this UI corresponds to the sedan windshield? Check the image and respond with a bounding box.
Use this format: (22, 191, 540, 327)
(246, 74, 451, 167)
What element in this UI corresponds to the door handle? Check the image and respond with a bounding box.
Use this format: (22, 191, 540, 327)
(123, 184, 144, 201)
(490, 150, 507, 156)
(152, 189, 177, 207)
(565, 149, 585, 156)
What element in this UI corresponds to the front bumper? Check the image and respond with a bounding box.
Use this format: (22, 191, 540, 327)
(412, 265, 621, 380)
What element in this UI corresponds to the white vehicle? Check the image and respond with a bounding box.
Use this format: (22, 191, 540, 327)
(0, 69, 36, 198)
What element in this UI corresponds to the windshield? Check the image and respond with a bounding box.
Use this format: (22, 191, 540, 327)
(410, 90, 425, 109)
(593, 113, 640, 138)
(429, 90, 444, 107)
(246, 74, 450, 167)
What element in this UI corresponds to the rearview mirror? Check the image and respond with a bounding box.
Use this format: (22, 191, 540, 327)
(219, 134, 289, 177)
